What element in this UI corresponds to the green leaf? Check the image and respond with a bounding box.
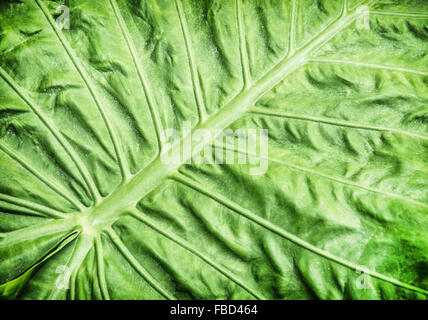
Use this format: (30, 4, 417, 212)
(0, 0, 427, 300)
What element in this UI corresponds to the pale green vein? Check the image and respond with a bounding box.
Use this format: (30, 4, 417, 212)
(128, 207, 265, 300)
(68, 235, 93, 300)
(172, 173, 428, 296)
(0, 193, 67, 219)
(216, 143, 428, 210)
(308, 3, 365, 56)
(2, 37, 32, 55)
(0, 218, 74, 249)
(175, 0, 208, 123)
(48, 234, 93, 300)
(369, 11, 428, 19)
(0, 142, 84, 211)
(105, 228, 175, 300)
(0, 66, 100, 204)
(289, 0, 297, 54)
(248, 106, 428, 140)
(109, 0, 163, 152)
(236, 0, 251, 89)
(365, 0, 379, 10)
(296, 0, 347, 52)
(35, 0, 130, 182)
(95, 235, 110, 300)
(307, 58, 428, 76)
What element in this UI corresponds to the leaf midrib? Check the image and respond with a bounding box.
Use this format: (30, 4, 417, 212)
(86, 6, 361, 229)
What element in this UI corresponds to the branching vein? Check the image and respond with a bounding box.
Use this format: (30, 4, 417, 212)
(307, 58, 428, 76)
(35, 0, 130, 182)
(175, 0, 208, 123)
(0, 218, 74, 249)
(0, 193, 67, 219)
(369, 11, 428, 19)
(128, 207, 265, 299)
(95, 235, 110, 300)
(0, 66, 100, 204)
(0, 142, 84, 210)
(106, 228, 175, 300)
(249, 106, 428, 140)
(236, 0, 251, 89)
(289, 0, 297, 54)
(215, 143, 428, 210)
(109, 0, 163, 153)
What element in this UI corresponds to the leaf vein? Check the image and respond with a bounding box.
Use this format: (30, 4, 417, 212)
(128, 207, 265, 300)
(249, 106, 428, 140)
(369, 11, 428, 19)
(216, 143, 428, 209)
(0, 66, 99, 204)
(236, 0, 251, 88)
(109, 0, 163, 152)
(308, 58, 428, 76)
(175, 0, 208, 123)
(35, 0, 130, 182)
(0, 142, 84, 210)
(106, 228, 175, 300)
(95, 235, 110, 300)
(0, 193, 67, 219)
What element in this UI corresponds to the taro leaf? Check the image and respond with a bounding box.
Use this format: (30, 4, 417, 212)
(0, 0, 427, 300)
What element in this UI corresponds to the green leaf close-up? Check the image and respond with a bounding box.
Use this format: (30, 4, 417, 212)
(0, 0, 427, 300)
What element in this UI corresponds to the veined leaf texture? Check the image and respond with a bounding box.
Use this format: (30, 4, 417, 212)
(0, 0, 427, 299)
